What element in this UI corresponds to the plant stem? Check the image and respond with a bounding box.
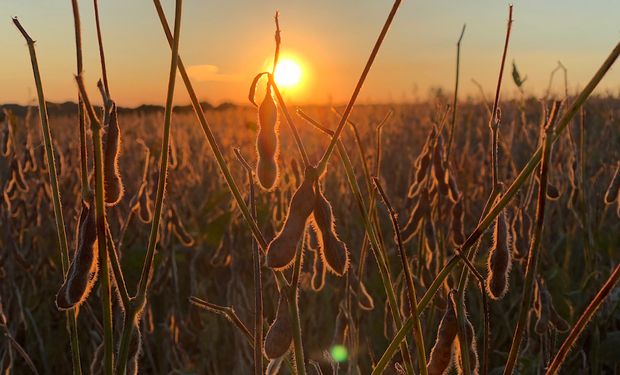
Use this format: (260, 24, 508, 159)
(372, 39, 620, 372)
(456, 8, 510, 374)
(288, 233, 306, 375)
(317, 0, 402, 174)
(373, 178, 428, 375)
(151, 0, 290, 293)
(75, 75, 114, 375)
(93, 0, 110, 97)
(270, 77, 311, 167)
(546, 263, 620, 374)
(503, 102, 559, 375)
(12, 17, 83, 375)
(114, 2, 183, 374)
(106, 224, 130, 310)
(446, 24, 466, 163)
(70, 0, 90, 200)
(136, 0, 182, 308)
(234, 149, 263, 375)
(297, 112, 415, 375)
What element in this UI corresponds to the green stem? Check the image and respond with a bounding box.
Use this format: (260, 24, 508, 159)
(12, 18, 83, 375)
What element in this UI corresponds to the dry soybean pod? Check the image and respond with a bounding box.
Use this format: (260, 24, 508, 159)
(486, 195, 512, 300)
(454, 313, 479, 375)
(56, 199, 99, 310)
(266, 167, 316, 270)
(451, 197, 466, 246)
(255, 80, 280, 190)
(264, 292, 293, 359)
(427, 291, 458, 375)
(102, 101, 124, 206)
(604, 161, 620, 205)
(170, 204, 195, 247)
(311, 181, 350, 276)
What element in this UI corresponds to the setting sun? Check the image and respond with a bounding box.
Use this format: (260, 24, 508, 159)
(274, 58, 302, 88)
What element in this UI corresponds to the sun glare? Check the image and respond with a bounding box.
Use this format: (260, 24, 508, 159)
(274, 59, 302, 88)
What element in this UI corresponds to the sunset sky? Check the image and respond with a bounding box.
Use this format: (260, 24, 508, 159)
(1, 0, 619, 107)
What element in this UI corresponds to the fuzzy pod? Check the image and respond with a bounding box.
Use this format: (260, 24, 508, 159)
(423, 218, 437, 269)
(415, 147, 432, 185)
(137, 184, 153, 224)
(311, 183, 350, 276)
(549, 303, 570, 332)
(0, 112, 12, 157)
(266, 167, 316, 270)
(399, 284, 411, 318)
(56, 200, 99, 310)
(534, 280, 551, 335)
(432, 138, 450, 196)
(511, 209, 528, 259)
(401, 190, 429, 243)
(272, 188, 284, 223)
(256, 86, 280, 190)
(356, 280, 374, 311)
(451, 198, 466, 246)
(170, 205, 195, 247)
(427, 294, 458, 375)
(127, 323, 143, 375)
(535, 279, 569, 333)
(447, 169, 461, 203)
(454, 314, 480, 375)
(103, 102, 124, 206)
(486, 205, 512, 300)
(10, 159, 29, 192)
(309, 246, 326, 292)
(546, 182, 561, 201)
(604, 162, 620, 205)
(22, 139, 38, 173)
(264, 292, 293, 359)
(90, 344, 104, 375)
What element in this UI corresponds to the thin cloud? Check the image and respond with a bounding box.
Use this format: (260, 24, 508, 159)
(187, 64, 240, 82)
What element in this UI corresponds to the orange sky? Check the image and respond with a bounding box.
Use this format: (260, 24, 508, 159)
(1, 1, 619, 107)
